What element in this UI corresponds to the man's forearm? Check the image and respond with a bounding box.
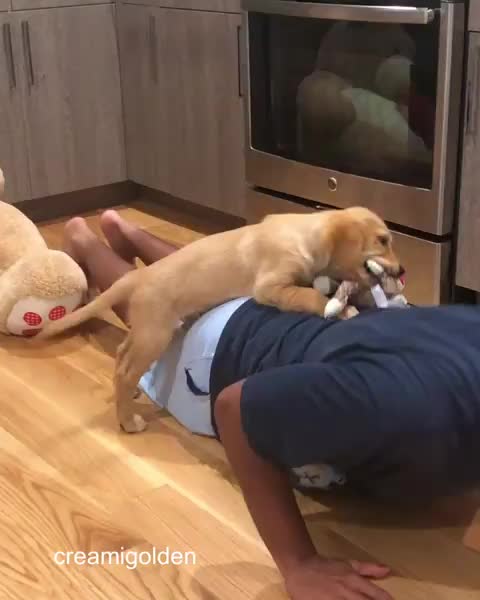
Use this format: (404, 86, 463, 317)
(214, 378, 392, 600)
(214, 381, 318, 577)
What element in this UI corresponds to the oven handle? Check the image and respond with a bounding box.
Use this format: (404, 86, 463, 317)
(242, 0, 435, 25)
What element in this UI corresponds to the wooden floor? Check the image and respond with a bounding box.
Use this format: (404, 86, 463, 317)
(1, 200, 480, 599)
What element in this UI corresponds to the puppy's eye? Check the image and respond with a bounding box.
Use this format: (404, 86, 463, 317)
(378, 235, 389, 247)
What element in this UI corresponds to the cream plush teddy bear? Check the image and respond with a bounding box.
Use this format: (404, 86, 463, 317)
(296, 22, 432, 172)
(0, 169, 87, 336)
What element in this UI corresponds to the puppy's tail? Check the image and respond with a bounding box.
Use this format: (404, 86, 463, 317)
(37, 271, 136, 339)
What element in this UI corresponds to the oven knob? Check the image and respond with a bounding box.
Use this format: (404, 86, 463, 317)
(328, 177, 337, 192)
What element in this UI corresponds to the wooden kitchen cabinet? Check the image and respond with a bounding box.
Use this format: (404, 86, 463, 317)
(118, 0, 241, 13)
(470, 1, 480, 32)
(456, 32, 480, 291)
(119, 5, 245, 217)
(117, 4, 159, 191)
(13, 0, 106, 9)
(0, 15, 31, 202)
(157, 9, 245, 216)
(18, 4, 125, 198)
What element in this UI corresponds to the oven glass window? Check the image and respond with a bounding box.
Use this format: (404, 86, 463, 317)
(248, 13, 440, 189)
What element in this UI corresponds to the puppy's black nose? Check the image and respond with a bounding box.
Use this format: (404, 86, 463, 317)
(398, 266, 406, 277)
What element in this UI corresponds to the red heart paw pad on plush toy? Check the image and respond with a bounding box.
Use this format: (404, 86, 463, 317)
(0, 170, 87, 337)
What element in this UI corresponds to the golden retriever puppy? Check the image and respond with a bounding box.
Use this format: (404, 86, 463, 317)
(39, 206, 401, 433)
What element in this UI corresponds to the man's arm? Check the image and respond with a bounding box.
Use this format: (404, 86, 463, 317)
(215, 381, 392, 600)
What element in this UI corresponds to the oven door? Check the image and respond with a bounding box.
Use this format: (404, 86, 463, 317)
(242, 0, 464, 235)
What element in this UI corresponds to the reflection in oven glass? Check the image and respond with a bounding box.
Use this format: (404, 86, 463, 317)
(249, 15, 439, 189)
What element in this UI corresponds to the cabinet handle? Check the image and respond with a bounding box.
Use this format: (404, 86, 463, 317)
(21, 21, 34, 88)
(3, 23, 16, 89)
(148, 14, 158, 84)
(237, 24, 243, 98)
(466, 46, 480, 137)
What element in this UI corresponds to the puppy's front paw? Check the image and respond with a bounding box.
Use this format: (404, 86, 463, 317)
(120, 413, 147, 434)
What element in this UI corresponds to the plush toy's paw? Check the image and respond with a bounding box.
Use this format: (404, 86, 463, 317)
(324, 297, 344, 319)
(1, 249, 87, 337)
(339, 305, 360, 320)
(6, 292, 84, 336)
(120, 413, 147, 434)
(387, 294, 409, 308)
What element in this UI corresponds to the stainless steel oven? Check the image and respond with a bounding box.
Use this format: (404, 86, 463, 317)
(241, 0, 465, 304)
(241, 0, 464, 236)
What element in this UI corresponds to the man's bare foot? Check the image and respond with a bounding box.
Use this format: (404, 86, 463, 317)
(63, 217, 97, 268)
(100, 210, 137, 265)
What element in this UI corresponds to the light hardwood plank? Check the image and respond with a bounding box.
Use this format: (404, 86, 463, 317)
(0, 433, 163, 600)
(113, 485, 286, 599)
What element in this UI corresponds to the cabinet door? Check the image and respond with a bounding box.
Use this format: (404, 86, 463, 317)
(457, 33, 480, 291)
(13, 0, 105, 9)
(117, 3, 158, 188)
(153, 8, 245, 217)
(117, 0, 242, 13)
(19, 5, 126, 199)
(470, 2, 480, 32)
(0, 15, 30, 202)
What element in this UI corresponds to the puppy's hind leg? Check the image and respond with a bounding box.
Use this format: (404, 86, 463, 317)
(115, 323, 176, 433)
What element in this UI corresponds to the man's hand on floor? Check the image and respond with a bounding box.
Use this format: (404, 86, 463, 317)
(285, 556, 393, 600)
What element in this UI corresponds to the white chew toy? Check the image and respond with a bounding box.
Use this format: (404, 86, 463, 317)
(370, 284, 389, 308)
(318, 259, 407, 319)
(365, 259, 384, 277)
(364, 260, 389, 308)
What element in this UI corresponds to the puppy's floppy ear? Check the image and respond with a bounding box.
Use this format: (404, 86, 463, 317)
(324, 215, 364, 266)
